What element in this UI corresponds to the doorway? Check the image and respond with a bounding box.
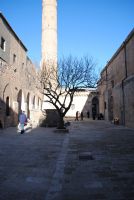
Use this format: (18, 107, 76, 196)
(92, 97, 99, 119)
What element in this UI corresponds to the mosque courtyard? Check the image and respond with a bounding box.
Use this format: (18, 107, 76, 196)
(0, 119, 134, 200)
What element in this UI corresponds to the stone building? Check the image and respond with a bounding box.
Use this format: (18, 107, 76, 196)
(65, 89, 99, 118)
(0, 13, 42, 128)
(98, 29, 134, 128)
(43, 88, 99, 119)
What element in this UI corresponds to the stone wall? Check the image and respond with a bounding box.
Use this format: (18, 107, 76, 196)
(0, 16, 10, 63)
(42, 89, 98, 119)
(0, 13, 43, 128)
(124, 76, 134, 128)
(98, 29, 134, 128)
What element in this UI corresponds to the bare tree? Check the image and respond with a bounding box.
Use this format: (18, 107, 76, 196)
(40, 56, 98, 129)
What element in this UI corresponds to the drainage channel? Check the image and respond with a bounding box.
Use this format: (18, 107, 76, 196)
(45, 134, 69, 200)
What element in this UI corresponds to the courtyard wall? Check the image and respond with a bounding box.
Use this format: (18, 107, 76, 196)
(98, 29, 134, 128)
(0, 13, 43, 128)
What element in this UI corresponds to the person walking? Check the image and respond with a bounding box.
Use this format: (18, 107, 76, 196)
(87, 111, 90, 118)
(80, 112, 84, 120)
(75, 111, 79, 121)
(19, 111, 27, 134)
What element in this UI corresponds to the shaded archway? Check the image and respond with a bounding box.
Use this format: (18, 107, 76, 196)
(6, 96, 10, 116)
(33, 96, 35, 109)
(92, 96, 99, 119)
(27, 93, 30, 119)
(109, 95, 113, 121)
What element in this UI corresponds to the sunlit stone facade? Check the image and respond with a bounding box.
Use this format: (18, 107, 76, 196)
(0, 13, 42, 128)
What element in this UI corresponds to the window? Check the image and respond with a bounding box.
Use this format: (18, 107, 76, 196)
(22, 63, 24, 68)
(13, 54, 16, 63)
(1, 37, 6, 51)
(6, 96, 10, 116)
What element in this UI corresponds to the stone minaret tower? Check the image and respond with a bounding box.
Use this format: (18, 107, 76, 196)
(41, 0, 57, 67)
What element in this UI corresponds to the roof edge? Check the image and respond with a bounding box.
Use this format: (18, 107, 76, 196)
(101, 28, 134, 75)
(0, 12, 27, 52)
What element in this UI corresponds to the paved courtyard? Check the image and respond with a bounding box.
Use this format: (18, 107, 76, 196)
(0, 120, 134, 200)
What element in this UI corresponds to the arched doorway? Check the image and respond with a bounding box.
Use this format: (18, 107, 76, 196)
(109, 95, 113, 121)
(6, 96, 10, 116)
(92, 96, 99, 119)
(27, 93, 30, 119)
(33, 96, 35, 109)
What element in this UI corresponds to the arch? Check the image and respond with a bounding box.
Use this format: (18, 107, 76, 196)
(109, 95, 114, 121)
(92, 96, 99, 119)
(33, 95, 35, 109)
(6, 96, 10, 116)
(27, 93, 30, 119)
(0, 120, 3, 128)
(38, 97, 40, 108)
(38, 98, 42, 110)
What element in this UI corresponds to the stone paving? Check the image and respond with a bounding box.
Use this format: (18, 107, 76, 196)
(0, 120, 134, 200)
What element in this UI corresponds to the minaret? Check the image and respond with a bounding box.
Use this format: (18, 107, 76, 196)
(41, 0, 57, 67)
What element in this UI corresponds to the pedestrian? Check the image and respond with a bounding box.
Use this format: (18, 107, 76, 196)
(75, 111, 79, 121)
(87, 111, 90, 118)
(80, 112, 84, 120)
(92, 111, 96, 120)
(19, 111, 27, 134)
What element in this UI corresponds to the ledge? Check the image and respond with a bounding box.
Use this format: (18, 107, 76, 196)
(54, 128, 69, 133)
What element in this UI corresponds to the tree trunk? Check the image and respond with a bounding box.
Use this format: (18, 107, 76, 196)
(57, 115, 65, 129)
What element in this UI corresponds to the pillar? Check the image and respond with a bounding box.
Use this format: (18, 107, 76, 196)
(41, 0, 57, 67)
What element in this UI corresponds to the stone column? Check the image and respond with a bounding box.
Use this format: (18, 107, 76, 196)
(41, 0, 57, 67)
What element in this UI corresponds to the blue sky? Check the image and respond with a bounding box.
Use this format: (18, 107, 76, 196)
(1, 0, 134, 71)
